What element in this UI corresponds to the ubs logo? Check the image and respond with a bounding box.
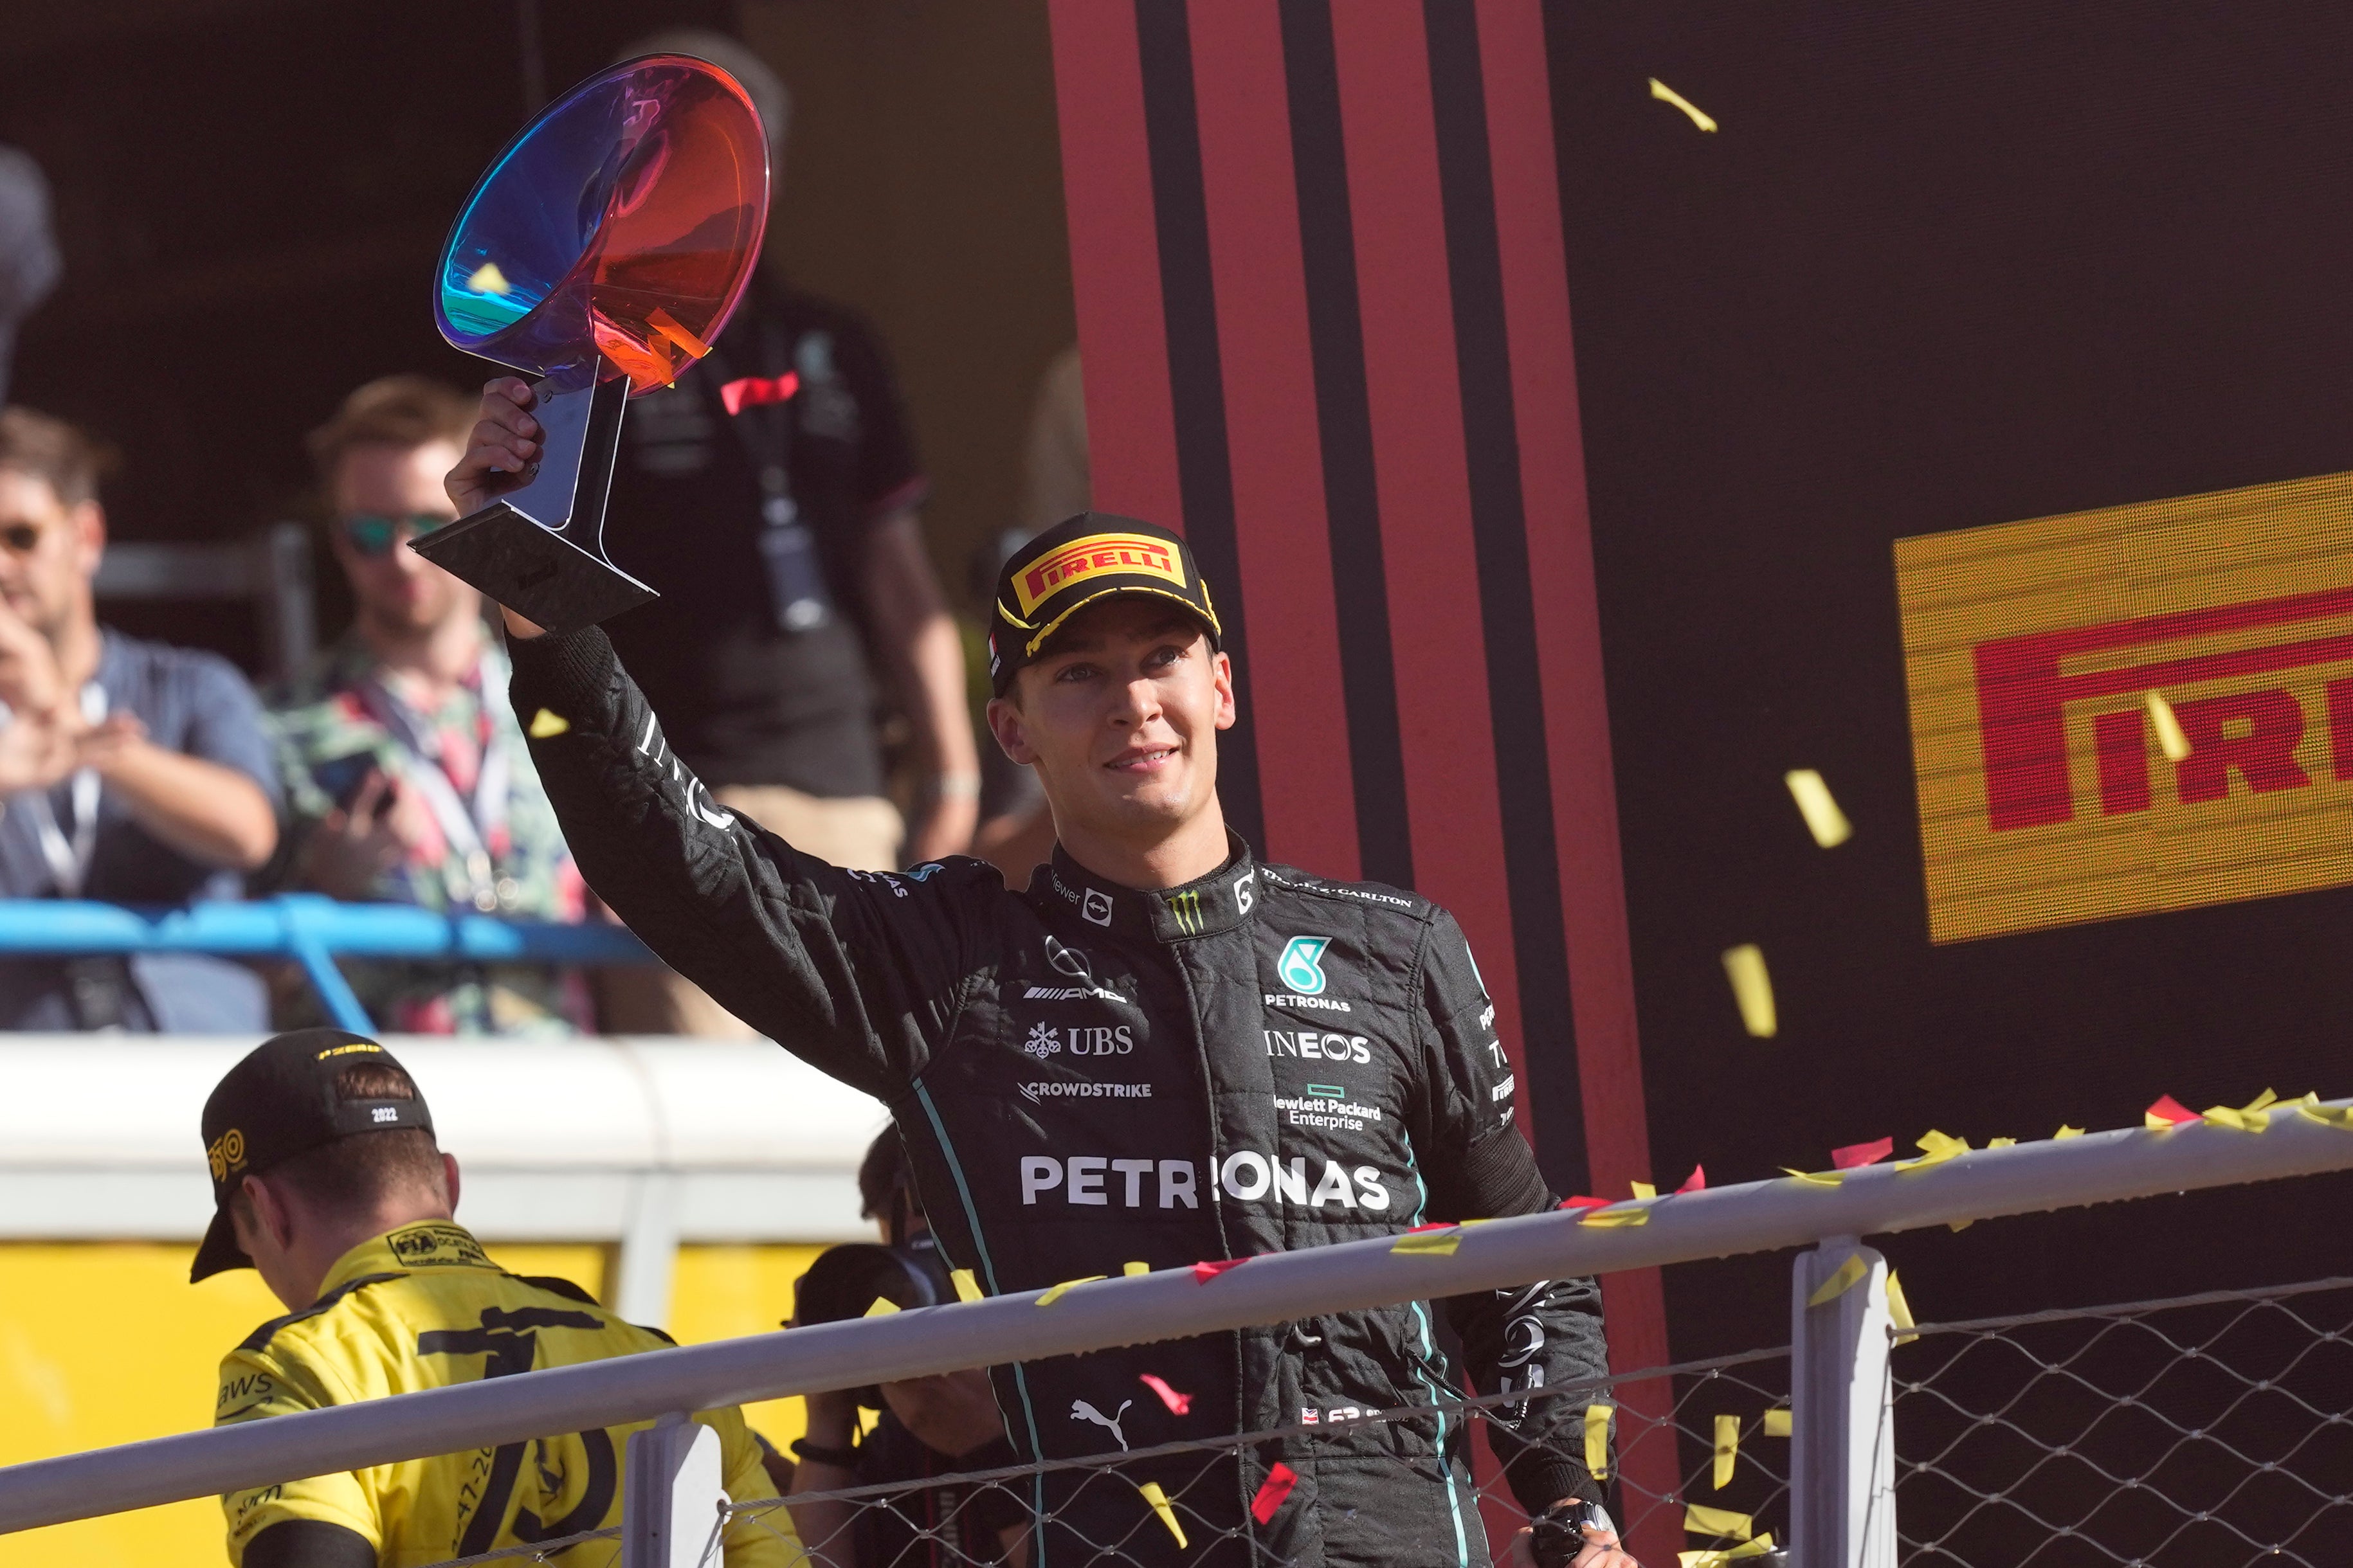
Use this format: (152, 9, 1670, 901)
(1896, 469, 2353, 942)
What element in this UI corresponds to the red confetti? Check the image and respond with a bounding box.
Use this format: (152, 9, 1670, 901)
(1140, 1373, 1192, 1415)
(1675, 1165, 1707, 1194)
(1406, 1221, 1454, 1232)
(2147, 1094, 2200, 1126)
(1832, 1137, 1894, 1169)
(1251, 1462, 1300, 1524)
(719, 372, 800, 416)
(1559, 1196, 1610, 1211)
(1192, 1258, 1249, 1284)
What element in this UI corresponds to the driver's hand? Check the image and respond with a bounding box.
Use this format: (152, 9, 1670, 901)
(445, 377, 541, 518)
(1507, 1520, 1641, 1568)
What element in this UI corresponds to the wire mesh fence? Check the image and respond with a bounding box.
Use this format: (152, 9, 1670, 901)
(1894, 1275, 2353, 1567)
(713, 1346, 1794, 1568)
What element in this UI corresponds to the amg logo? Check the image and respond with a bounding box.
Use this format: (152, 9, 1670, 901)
(1024, 985, 1123, 1002)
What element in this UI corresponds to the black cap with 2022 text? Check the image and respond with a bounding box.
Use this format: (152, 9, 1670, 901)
(191, 1029, 435, 1283)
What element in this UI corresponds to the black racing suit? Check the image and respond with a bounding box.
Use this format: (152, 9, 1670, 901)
(509, 627, 1609, 1568)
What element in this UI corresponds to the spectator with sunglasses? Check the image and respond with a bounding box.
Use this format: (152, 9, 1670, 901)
(268, 377, 590, 1034)
(0, 406, 280, 1030)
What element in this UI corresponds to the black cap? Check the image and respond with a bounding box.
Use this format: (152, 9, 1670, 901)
(988, 512, 1221, 696)
(192, 1029, 435, 1283)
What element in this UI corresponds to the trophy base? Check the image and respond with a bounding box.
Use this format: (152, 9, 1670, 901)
(414, 505, 657, 635)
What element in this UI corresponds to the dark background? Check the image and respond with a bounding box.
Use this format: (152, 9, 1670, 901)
(1547, 0, 2353, 1360)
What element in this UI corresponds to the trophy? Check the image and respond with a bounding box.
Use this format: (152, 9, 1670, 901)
(414, 55, 770, 632)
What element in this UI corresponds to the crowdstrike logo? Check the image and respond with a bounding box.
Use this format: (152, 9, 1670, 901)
(1019, 1081, 1154, 1103)
(1277, 936, 1332, 994)
(1019, 1152, 1390, 1211)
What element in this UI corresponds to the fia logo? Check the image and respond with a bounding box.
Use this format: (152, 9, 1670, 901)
(1277, 936, 1332, 996)
(1083, 887, 1113, 926)
(1024, 1023, 1062, 1059)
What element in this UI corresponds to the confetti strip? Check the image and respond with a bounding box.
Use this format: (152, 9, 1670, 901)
(1035, 1275, 1105, 1307)
(1713, 1414, 1738, 1489)
(950, 1269, 982, 1303)
(1585, 1404, 1613, 1477)
(1648, 77, 1720, 132)
(1140, 1373, 1192, 1416)
(1192, 1258, 1249, 1284)
(1392, 1228, 1464, 1256)
(1580, 1206, 1651, 1228)
(1721, 944, 1776, 1038)
(1560, 1195, 1612, 1211)
(1887, 1268, 1918, 1344)
(466, 262, 512, 294)
(2145, 690, 2192, 763)
(527, 708, 570, 739)
(2145, 1095, 2200, 1129)
(1781, 1167, 1844, 1187)
(1139, 1482, 1189, 1547)
(1987, 1137, 2017, 1149)
(1677, 1165, 1707, 1194)
(2055, 1125, 2084, 1140)
(1762, 1408, 1792, 1438)
(1630, 1180, 1657, 1200)
(1680, 1534, 1774, 1565)
(1684, 1503, 1754, 1540)
(1807, 1253, 1869, 1308)
(646, 306, 713, 359)
(2201, 1088, 2278, 1132)
(1831, 1137, 1893, 1169)
(1783, 769, 1853, 848)
(1896, 1130, 1970, 1171)
(2297, 1101, 2353, 1129)
(864, 1297, 900, 1317)
(1249, 1463, 1299, 1525)
(1122, 1261, 1150, 1277)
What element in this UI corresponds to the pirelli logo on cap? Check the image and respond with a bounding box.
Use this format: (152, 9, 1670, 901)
(1014, 532, 1185, 617)
(1895, 469, 2353, 944)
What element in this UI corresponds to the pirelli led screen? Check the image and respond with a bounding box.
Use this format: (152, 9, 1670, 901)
(1548, 0, 2353, 1341)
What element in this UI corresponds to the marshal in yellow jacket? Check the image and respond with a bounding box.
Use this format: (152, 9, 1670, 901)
(213, 1221, 801, 1567)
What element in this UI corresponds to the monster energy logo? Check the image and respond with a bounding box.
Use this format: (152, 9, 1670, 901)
(1165, 888, 1204, 933)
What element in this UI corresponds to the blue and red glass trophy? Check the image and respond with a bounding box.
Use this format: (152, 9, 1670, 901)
(414, 54, 769, 631)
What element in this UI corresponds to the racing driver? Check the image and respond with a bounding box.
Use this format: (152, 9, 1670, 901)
(453, 379, 1635, 1568)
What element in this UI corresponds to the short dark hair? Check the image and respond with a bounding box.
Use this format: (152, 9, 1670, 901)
(859, 1128, 911, 1224)
(238, 1061, 445, 1221)
(306, 375, 475, 485)
(0, 406, 116, 508)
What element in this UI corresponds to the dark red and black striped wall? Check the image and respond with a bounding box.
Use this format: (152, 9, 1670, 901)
(1047, 0, 1674, 1530)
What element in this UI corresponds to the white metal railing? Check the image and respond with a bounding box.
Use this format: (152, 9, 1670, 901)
(3, 1095, 2349, 1563)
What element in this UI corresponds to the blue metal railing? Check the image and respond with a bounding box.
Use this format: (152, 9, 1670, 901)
(0, 896, 655, 1032)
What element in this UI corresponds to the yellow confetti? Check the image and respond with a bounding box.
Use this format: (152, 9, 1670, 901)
(2202, 1088, 2279, 1132)
(1721, 944, 1776, 1038)
(1886, 1268, 1917, 1345)
(1680, 1536, 1774, 1567)
(466, 261, 512, 294)
(1713, 1414, 1738, 1490)
(527, 708, 570, 739)
(1392, 1228, 1463, 1256)
(1138, 1481, 1188, 1549)
(2297, 1101, 2353, 1129)
(1986, 1137, 2017, 1149)
(1783, 769, 1853, 848)
(1684, 1503, 1754, 1540)
(645, 305, 712, 359)
(1807, 1252, 1868, 1308)
(950, 1269, 982, 1302)
(1035, 1275, 1105, 1307)
(1761, 1408, 1792, 1438)
(2055, 1125, 2084, 1139)
(1896, 1130, 1970, 1171)
(864, 1297, 900, 1318)
(1122, 1261, 1150, 1277)
(1630, 1180, 1657, 1200)
(1580, 1205, 1651, 1228)
(1649, 77, 1719, 133)
(2145, 690, 2191, 763)
(1585, 1403, 1613, 1477)
(1781, 1167, 1844, 1187)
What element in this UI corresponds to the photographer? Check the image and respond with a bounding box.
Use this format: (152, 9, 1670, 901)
(781, 1131, 1030, 1568)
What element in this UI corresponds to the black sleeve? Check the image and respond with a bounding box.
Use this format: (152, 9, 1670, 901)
(831, 311, 927, 521)
(508, 625, 995, 1096)
(242, 1520, 377, 1568)
(1413, 909, 1610, 1513)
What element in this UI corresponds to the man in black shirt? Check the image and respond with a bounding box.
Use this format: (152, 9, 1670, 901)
(600, 32, 981, 1036)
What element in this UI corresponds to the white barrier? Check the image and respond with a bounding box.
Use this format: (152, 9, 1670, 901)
(0, 1035, 888, 1324)
(1, 1097, 2348, 1540)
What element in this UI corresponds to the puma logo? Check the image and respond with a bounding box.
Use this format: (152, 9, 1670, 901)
(1070, 1398, 1132, 1451)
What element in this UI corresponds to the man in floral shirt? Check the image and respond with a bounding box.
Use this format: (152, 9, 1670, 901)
(270, 377, 589, 1034)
